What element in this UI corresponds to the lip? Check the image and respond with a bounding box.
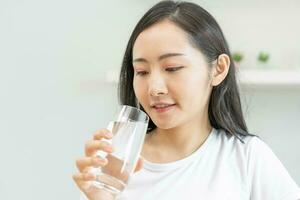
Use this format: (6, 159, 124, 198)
(152, 104, 176, 113)
(150, 102, 175, 107)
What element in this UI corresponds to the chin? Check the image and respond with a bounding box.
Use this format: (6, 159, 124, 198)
(152, 119, 177, 130)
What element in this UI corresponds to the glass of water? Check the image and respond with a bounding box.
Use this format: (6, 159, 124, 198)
(92, 105, 149, 196)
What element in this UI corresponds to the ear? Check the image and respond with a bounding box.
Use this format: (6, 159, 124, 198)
(211, 54, 230, 87)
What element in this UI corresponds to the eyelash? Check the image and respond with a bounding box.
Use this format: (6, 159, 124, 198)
(135, 66, 183, 76)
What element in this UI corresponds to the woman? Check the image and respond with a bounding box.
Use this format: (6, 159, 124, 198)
(73, 1, 300, 199)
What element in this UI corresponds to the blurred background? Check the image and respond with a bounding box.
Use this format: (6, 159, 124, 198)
(0, 0, 299, 199)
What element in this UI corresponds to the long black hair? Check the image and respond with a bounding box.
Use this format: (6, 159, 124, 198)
(118, 0, 258, 143)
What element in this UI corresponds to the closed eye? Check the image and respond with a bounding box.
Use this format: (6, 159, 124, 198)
(166, 66, 184, 72)
(135, 71, 148, 76)
(135, 66, 184, 76)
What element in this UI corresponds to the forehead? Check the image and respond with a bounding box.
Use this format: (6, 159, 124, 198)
(132, 20, 193, 57)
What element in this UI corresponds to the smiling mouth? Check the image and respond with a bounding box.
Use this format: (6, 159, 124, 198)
(152, 104, 176, 113)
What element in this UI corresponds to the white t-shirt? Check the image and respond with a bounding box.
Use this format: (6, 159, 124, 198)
(81, 127, 300, 200)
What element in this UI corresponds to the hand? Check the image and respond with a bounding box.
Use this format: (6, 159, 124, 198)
(72, 128, 144, 200)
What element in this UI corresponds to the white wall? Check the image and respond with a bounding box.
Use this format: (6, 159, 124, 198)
(0, 0, 299, 199)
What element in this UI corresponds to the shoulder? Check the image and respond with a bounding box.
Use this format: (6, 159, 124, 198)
(211, 128, 286, 177)
(215, 129, 300, 199)
(214, 128, 285, 171)
(209, 128, 260, 173)
(212, 128, 260, 154)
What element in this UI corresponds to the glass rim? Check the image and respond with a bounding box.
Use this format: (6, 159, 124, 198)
(118, 104, 149, 123)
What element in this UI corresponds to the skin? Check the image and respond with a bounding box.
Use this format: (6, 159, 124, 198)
(132, 19, 230, 163)
(73, 19, 230, 200)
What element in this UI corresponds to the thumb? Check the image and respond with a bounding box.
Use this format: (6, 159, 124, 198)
(134, 156, 144, 173)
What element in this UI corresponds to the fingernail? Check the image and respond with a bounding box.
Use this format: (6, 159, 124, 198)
(105, 132, 113, 138)
(93, 157, 103, 163)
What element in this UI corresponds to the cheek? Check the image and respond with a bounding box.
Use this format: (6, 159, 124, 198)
(133, 79, 147, 102)
(173, 72, 209, 105)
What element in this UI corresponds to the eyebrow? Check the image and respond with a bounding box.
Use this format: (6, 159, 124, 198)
(132, 53, 185, 63)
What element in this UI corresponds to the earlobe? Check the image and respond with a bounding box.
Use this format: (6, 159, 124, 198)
(210, 54, 230, 86)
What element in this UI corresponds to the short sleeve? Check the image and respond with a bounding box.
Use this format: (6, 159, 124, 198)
(247, 137, 300, 200)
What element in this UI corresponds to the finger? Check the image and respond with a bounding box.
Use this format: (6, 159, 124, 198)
(93, 129, 113, 140)
(72, 172, 96, 191)
(85, 140, 114, 157)
(76, 156, 108, 172)
(73, 172, 96, 182)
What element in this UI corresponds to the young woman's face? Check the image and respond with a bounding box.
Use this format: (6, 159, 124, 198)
(132, 20, 213, 130)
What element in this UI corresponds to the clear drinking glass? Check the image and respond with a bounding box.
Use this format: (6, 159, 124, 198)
(91, 105, 149, 196)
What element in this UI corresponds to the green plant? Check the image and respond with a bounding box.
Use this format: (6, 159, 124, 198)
(232, 52, 244, 62)
(258, 51, 269, 63)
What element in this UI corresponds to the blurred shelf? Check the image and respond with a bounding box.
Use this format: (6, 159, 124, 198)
(237, 69, 300, 89)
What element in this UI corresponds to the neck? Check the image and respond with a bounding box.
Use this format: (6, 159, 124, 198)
(146, 113, 212, 158)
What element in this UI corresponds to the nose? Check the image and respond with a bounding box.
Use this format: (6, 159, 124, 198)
(148, 72, 168, 97)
